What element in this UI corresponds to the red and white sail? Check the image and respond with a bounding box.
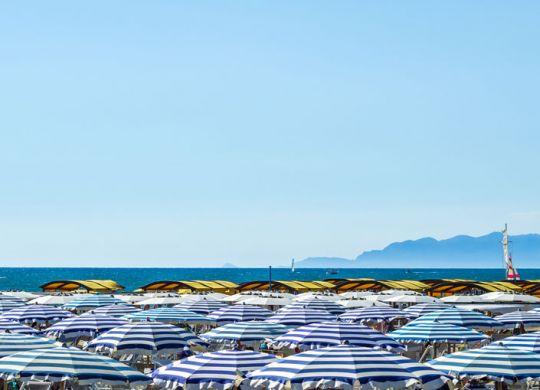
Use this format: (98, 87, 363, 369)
(502, 224, 520, 280)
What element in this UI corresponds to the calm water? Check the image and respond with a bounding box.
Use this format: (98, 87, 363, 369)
(1, 267, 539, 292)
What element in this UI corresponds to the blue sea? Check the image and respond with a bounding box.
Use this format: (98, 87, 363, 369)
(1, 268, 540, 292)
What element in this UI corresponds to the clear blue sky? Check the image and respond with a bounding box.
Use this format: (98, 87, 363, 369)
(1, 1, 539, 267)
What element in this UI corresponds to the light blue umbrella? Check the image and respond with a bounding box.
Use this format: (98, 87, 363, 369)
(44, 314, 128, 341)
(124, 307, 214, 324)
(200, 321, 290, 345)
(272, 321, 405, 351)
(0, 319, 38, 335)
(63, 295, 127, 310)
(208, 305, 273, 325)
(0, 347, 151, 386)
(175, 299, 227, 314)
(427, 343, 540, 384)
(86, 321, 206, 355)
(281, 298, 345, 315)
(247, 345, 451, 390)
(338, 307, 411, 323)
(493, 331, 540, 353)
(402, 303, 453, 317)
(407, 308, 505, 329)
(267, 309, 335, 327)
(0, 300, 25, 313)
(495, 310, 540, 327)
(388, 321, 488, 344)
(91, 304, 140, 317)
(1, 305, 73, 324)
(152, 350, 277, 390)
(0, 333, 59, 357)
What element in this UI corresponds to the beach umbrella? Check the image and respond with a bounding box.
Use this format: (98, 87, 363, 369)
(494, 310, 540, 327)
(271, 321, 405, 351)
(0, 295, 25, 304)
(86, 321, 206, 355)
(1, 292, 40, 301)
(388, 321, 488, 344)
(242, 296, 293, 307)
(338, 291, 374, 299)
(281, 298, 345, 315)
(267, 309, 336, 327)
(138, 296, 185, 307)
(44, 315, 128, 341)
(0, 319, 38, 335)
(494, 331, 540, 353)
(124, 307, 214, 324)
(403, 303, 453, 317)
(455, 304, 523, 315)
(336, 299, 390, 309)
(440, 295, 480, 303)
(91, 304, 141, 317)
(175, 299, 227, 314)
(379, 290, 422, 296)
(247, 345, 451, 390)
(408, 308, 505, 329)
(28, 294, 85, 306)
(1, 305, 73, 324)
(152, 350, 277, 390)
(114, 294, 148, 304)
(208, 305, 273, 325)
(63, 295, 127, 310)
(0, 333, 59, 357)
(0, 347, 151, 386)
(427, 343, 540, 384)
(383, 295, 441, 304)
(294, 292, 341, 302)
(0, 300, 25, 313)
(179, 293, 229, 302)
(338, 306, 411, 323)
(479, 292, 540, 303)
(220, 293, 257, 303)
(200, 321, 290, 345)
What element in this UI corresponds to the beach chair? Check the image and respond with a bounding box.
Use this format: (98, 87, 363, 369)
(19, 381, 52, 390)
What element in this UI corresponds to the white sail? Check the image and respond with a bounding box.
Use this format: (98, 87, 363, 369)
(502, 224, 520, 280)
(291, 258, 295, 273)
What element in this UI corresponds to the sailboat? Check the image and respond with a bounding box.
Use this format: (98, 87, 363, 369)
(502, 224, 520, 281)
(291, 258, 295, 273)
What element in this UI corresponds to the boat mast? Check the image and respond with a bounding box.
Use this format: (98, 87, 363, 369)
(502, 224, 520, 281)
(291, 258, 295, 273)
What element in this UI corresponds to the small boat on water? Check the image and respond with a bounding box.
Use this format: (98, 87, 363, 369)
(326, 269, 339, 275)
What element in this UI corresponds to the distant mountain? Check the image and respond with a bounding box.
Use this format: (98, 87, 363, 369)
(295, 232, 540, 268)
(222, 262, 238, 268)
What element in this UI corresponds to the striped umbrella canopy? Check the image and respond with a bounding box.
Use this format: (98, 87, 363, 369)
(407, 308, 506, 329)
(0, 295, 26, 304)
(0, 333, 59, 357)
(338, 307, 411, 323)
(271, 321, 405, 351)
(281, 298, 345, 315)
(0, 300, 25, 313)
(200, 321, 290, 345)
(427, 343, 540, 384)
(63, 295, 127, 310)
(152, 350, 277, 390)
(1, 305, 74, 324)
(402, 303, 453, 317)
(0, 347, 151, 386)
(208, 305, 273, 325)
(494, 331, 540, 353)
(124, 307, 214, 324)
(86, 321, 206, 355)
(494, 310, 540, 327)
(44, 315, 128, 341)
(29, 294, 87, 306)
(388, 321, 489, 344)
(336, 300, 389, 309)
(247, 345, 451, 390)
(0, 319, 38, 335)
(267, 309, 336, 327)
(175, 299, 227, 314)
(91, 304, 141, 317)
(1, 292, 40, 301)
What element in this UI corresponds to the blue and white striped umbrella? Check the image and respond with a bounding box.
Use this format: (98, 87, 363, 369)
(407, 308, 505, 329)
(152, 350, 277, 390)
(0, 347, 151, 386)
(0, 300, 25, 313)
(0, 295, 26, 304)
(44, 315, 128, 341)
(124, 307, 214, 324)
(0, 319, 38, 335)
(402, 303, 453, 317)
(271, 321, 405, 351)
(1, 305, 74, 324)
(281, 298, 345, 315)
(209, 305, 273, 325)
(495, 311, 540, 327)
(338, 307, 411, 323)
(200, 321, 290, 345)
(388, 321, 489, 344)
(494, 332, 540, 353)
(248, 345, 451, 390)
(175, 299, 227, 314)
(267, 309, 336, 327)
(86, 321, 206, 355)
(0, 333, 59, 357)
(90, 304, 141, 317)
(427, 343, 540, 384)
(63, 295, 127, 310)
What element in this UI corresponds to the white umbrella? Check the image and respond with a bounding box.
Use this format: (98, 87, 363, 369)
(114, 294, 148, 304)
(221, 293, 262, 303)
(337, 299, 390, 309)
(294, 292, 341, 302)
(440, 295, 481, 303)
(137, 296, 185, 307)
(1, 292, 40, 301)
(479, 292, 540, 303)
(242, 296, 292, 307)
(384, 295, 441, 304)
(380, 290, 422, 296)
(29, 294, 90, 306)
(338, 292, 374, 299)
